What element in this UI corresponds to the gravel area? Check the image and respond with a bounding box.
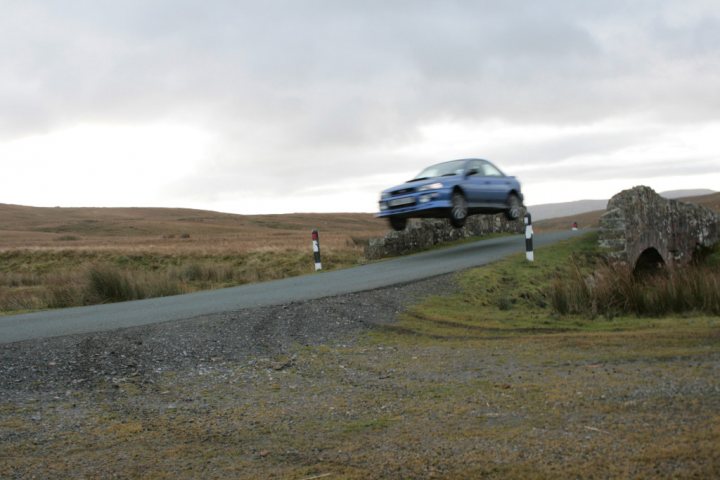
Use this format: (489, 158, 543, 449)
(0, 274, 458, 400)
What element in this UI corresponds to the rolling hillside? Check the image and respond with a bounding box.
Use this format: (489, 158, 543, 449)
(0, 204, 388, 253)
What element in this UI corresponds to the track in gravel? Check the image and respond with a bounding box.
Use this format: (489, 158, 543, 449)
(0, 230, 580, 344)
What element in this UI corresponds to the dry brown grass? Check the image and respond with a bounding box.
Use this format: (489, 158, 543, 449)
(551, 259, 720, 317)
(0, 204, 388, 312)
(0, 203, 387, 253)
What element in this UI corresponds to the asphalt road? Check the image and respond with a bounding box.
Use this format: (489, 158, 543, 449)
(0, 230, 581, 344)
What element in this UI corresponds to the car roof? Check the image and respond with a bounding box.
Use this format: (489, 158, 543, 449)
(430, 158, 487, 164)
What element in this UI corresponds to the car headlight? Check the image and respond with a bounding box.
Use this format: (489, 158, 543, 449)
(418, 182, 443, 192)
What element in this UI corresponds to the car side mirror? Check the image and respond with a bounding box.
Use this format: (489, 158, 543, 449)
(465, 168, 479, 177)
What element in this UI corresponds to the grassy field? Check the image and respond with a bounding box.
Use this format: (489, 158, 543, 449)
(0, 204, 388, 313)
(2, 233, 719, 478)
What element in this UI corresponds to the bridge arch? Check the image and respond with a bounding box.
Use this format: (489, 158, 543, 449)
(633, 247, 665, 275)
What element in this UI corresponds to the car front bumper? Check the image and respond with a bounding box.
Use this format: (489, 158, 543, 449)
(376, 190, 452, 218)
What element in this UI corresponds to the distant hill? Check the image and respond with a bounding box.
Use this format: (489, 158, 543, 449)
(660, 189, 716, 199)
(526, 200, 607, 222)
(0, 203, 388, 250)
(528, 189, 716, 221)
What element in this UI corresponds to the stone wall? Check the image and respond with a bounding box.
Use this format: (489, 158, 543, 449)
(364, 214, 524, 260)
(598, 186, 719, 268)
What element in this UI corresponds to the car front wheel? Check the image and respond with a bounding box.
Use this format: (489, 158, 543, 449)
(505, 193, 522, 220)
(450, 192, 468, 228)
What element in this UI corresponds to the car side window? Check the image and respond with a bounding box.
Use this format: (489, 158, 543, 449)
(466, 160, 483, 176)
(481, 162, 504, 177)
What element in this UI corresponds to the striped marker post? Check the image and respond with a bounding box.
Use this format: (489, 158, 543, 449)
(311, 229, 322, 271)
(524, 213, 534, 262)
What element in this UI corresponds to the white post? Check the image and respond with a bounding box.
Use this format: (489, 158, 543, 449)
(311, 229, 322, 271)
(524, 213, 534, 262)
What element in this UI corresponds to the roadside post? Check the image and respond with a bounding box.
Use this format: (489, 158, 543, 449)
(524, 213, 534, 262)
(312, 229, 322, 271)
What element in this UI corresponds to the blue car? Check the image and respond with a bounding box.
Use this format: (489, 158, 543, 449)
(377, 158, 524, 231)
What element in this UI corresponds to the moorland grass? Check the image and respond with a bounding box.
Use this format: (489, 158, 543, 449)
(550, 241, 720, 318)
(0, 247, 365, 313)
(0, 205, 390, 313)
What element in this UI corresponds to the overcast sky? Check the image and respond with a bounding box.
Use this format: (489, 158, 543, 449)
(2, 1, 719, 214)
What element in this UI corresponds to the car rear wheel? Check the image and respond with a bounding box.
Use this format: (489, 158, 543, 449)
(450, 192, 468, 228)
(505, 193, 522, 220)
(389, 217, 407, 231)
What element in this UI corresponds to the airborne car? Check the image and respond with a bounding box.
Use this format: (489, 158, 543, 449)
(377, 158, 523, 231)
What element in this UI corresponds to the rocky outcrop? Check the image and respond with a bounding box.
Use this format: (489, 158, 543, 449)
(599, 186, 719, 268)
(364, 214, 524, 260)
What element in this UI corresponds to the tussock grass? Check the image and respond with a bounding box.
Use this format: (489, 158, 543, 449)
(86, 266, 138, 302)
(0, 247, 367, 312)
(551, 248, 720, 318)
(85, 265, 185, 303)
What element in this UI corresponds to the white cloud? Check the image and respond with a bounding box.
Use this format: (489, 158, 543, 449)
(1, 123, 215, 207)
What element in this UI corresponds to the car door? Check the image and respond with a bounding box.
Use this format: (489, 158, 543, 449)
(480, 161, 510, 204)
(461, 160, 487, 206)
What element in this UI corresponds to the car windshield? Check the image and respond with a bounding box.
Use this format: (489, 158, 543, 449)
(410, 160, 466, 181)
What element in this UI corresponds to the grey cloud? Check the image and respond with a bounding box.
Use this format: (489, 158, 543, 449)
(4, 1, 717, 130)
(2, 1, 719, 208)
(517, 156, 720, 183)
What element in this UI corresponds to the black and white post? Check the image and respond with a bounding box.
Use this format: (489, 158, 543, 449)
(524, 213, 534, 262)
(311, 229, 322, 271)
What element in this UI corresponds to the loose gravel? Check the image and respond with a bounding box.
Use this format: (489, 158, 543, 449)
(0, 274, 457, 401)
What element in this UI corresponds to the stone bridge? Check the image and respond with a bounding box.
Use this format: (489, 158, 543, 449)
(599, 186, 719, 270)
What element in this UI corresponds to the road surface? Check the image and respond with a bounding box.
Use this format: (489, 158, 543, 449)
(0, 230, 581, 344)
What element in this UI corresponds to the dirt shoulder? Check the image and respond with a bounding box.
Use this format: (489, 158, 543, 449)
(2, 257, 719, 478)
